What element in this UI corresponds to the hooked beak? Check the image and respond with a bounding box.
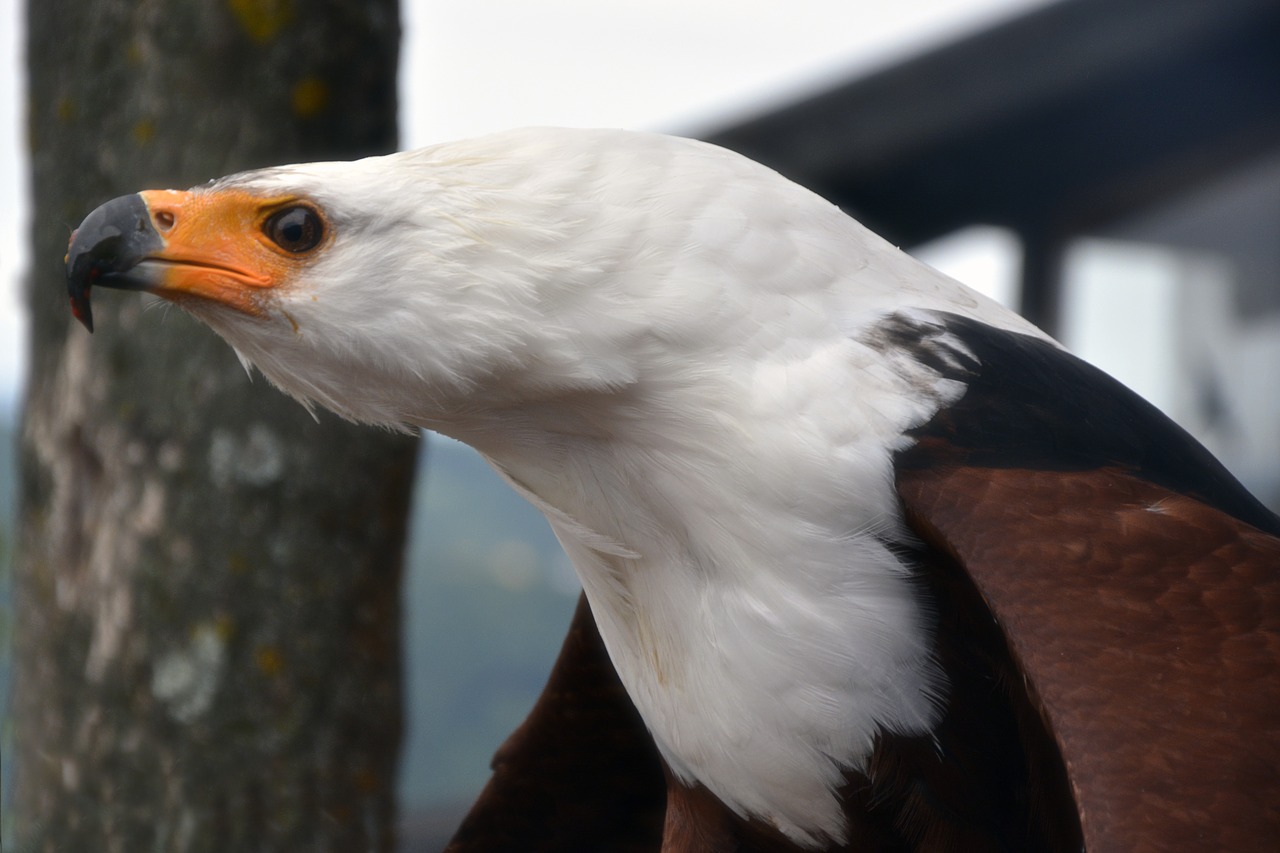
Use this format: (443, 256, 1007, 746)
(65, 193, 165, 332)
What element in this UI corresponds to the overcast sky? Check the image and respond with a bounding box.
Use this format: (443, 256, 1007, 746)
(0, 0, 1048, 410)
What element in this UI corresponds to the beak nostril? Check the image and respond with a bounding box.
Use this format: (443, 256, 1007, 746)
(154, 210, 176, 230)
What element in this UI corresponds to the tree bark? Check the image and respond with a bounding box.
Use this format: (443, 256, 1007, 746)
(15, 2, 414, 851)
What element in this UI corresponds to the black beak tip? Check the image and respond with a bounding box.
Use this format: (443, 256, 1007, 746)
(66, 228, 94, 332)
(69, 289, 95, 333)
(64, 193, 162, 333)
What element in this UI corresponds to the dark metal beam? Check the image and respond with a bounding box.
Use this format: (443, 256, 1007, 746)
(701, 0, 1280, 248)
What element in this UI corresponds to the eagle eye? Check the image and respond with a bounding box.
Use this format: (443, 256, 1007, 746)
(264, 205, 323, 253)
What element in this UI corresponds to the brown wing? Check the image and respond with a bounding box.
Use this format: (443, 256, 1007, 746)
(444, 593, 666, 852)
(897, 457, 1280, 852)
(881, 311, 1280, 850)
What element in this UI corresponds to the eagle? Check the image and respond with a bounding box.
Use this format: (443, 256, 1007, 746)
(65, 128, 1280, 852)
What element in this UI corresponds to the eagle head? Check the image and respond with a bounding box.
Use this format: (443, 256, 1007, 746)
(66, 129, 774, 429)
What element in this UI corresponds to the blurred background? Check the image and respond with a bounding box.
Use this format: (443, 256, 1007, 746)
(3, 0, 1278, 850)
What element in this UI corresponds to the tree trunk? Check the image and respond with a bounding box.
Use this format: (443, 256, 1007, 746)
(14, 2, 414, 851)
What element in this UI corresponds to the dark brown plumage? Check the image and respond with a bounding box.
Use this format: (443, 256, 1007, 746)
(898, 465, 1280, 852)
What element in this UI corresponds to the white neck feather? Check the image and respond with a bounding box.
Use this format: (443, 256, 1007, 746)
(422, 319, 960, 846)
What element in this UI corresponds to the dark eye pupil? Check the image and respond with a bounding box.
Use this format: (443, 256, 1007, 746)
(266, 206, 322, 252)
